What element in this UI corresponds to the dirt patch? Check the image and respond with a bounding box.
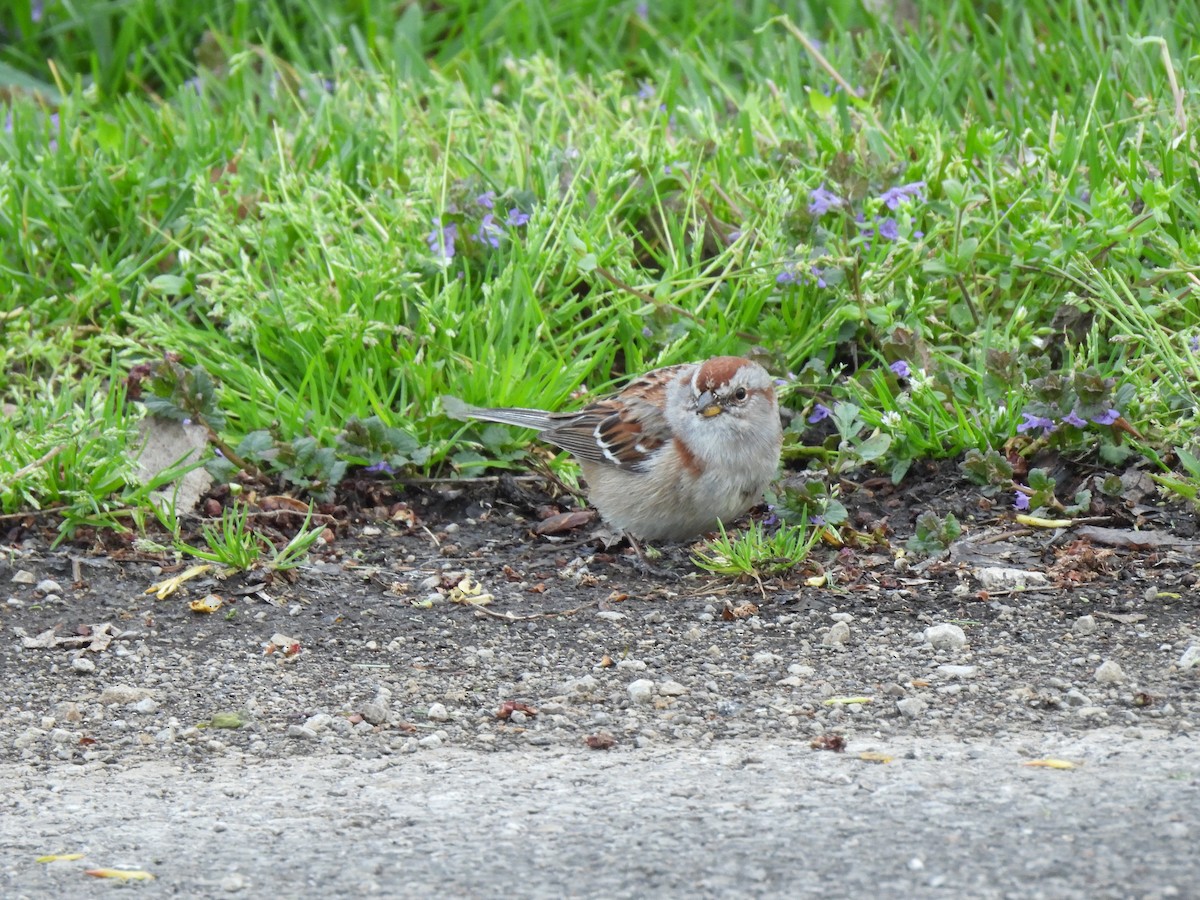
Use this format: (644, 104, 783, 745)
(3, 462, 1197, 762)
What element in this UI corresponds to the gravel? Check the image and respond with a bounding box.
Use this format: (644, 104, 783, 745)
(2, 480, 1199, 895)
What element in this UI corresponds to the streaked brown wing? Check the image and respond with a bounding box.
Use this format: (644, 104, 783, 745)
(541, 364, 691, 471)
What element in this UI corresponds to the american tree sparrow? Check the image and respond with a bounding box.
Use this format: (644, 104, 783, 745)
(442, 357, 783, 541)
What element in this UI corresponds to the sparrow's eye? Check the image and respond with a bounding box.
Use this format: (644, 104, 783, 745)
(733, 387, 748, 401)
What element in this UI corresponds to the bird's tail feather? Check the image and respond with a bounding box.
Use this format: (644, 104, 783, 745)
(441, 395, 552, 431)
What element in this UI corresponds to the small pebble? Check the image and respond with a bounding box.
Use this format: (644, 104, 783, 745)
(12, 570, 36, 584)
(71, 657, 96, 674)
(924, 623, 967, 651)
(426, 703, 450, 722)
(627, 679, 655, 704)
(659, 680, 688, 697)
(896, 698, 927, 718)
(304, 713, 335, 732)
(36, 579, 63, 594)
(100, 685, 153, 704)
(287, 725, 319, 740)
(1073, 615, 1098, 636)
(134, 697, 159, 715)
(1094, 660, 1125, 684)
(937, 665, 977, 679)
(418, 733, 444, 749)
(221, 873, 247, 893)
(361, 700, 389, 726)
(823, 622, 851, 647)
(1177, 645, 1200, 670)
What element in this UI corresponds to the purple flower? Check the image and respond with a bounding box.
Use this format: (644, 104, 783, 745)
(1016, 412, 1056, 434)
(878, 218, 900, 241)
(365, 461, 397, 475)
(637, 80, 655, 100)
(1061, 411, 1087, 428)
(776, 267, 799, 285)
(810, 266, 827, 288)
(762, 507, 779, 528)
(426, 218, 457, 259)
(1189, 335, 1199, 352)
(879, 181, 926, 210)
(889, 360, 911, 378)
(914, 230, 925, 239)
(505, 208, 530, 227)
(641, 325, 653, 338)
(1091, 409, 1120, 426)
(808, 185, 843, 217)
(475, 213, 502, 249)
(1013, 492, 1030, 511)
(811, 515, 826, 527)
(808, 403, 832, 424)
(475, 191, 495, 209)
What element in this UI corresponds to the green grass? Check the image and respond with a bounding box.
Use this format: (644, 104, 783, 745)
(2, 0, 1200, 543)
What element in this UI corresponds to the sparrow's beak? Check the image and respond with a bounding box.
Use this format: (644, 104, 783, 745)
(697, 391, 723, 417)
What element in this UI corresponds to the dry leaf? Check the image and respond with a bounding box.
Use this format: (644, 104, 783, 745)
(260, 495, 309, 513)
(496, 701, 539, 720)
(810, 733, 846, 752)
(721, 602, 759, 621)
(1023, 759, 1077, 769)
(19, 628, 60, 649)
(1015, 514, 1074, 528)
(1077, 526, 1197, 550)
(37, 854, 85, 863)
(822, 696, 873, 706)
(533, 510, 595, 535)
(84, 868, 155, 881)
(858, 752, 894, 764)
(449, 576, 493, 606)
(1094, 611, 1147, 624)
(585, 732, 616, 750)
(145, 564, 212, 599)
(20, 624, 117, 652)
(263, 633, 301, 659)
(189, 594, 223, 614)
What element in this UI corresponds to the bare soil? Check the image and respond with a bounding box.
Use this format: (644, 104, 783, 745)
(2, 460, 1198, 896)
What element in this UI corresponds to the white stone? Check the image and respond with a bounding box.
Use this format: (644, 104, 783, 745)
(1178, 645, 1200, 670)
(627, 679, 656, 704)
(426, 702, 450, 722)
(896, 698, 927, 718)
(822, 622, 851, 647)
(924, 623, 967, 651)
(937, 665, 977, 679)
(974, 567, 1050, 591)
(71, 657, 96, 674)
(1073, 615, 1098, 636)
(659, 680, 688, 697)
(1094, 660, 1125, 684)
